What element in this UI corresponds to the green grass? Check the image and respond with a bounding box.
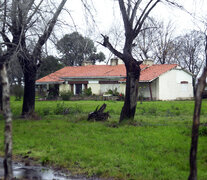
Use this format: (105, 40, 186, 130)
(1, 99, 207, 179)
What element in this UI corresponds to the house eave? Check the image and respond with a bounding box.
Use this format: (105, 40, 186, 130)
(36, 81, 64, 85)
(61, 76, 126, 81)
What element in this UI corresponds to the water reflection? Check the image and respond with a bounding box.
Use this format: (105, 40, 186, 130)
(0, 158, 83, 180)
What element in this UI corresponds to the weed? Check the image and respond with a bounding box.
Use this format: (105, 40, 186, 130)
(42, 108, 50, 116)
(148, 107, 157, 115)
(199, 126, 207, 136)
(41, 156, 50, 165)
(175, 110, 180, 116)
(165, 109, 173, 117)
(60, 91, 73, 101)
(54, 102, 68, 115)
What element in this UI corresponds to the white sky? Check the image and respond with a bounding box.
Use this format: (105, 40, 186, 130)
(52, 0, 207, 61)
(63, 0, 207, 34)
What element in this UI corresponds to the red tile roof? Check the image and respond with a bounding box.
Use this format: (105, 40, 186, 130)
(140, 64, 177, 82)
(36, 64, 177, 83)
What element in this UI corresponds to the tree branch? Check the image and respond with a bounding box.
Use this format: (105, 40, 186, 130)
(130, 0, 142, 25)
(135, 0, 160, 35)
(26, 0, 43, 26)
(33, 0, 67, 57)
(100, 34, 124, 60)
(118, 0, 131, 34)
(0, 32, 12, 49)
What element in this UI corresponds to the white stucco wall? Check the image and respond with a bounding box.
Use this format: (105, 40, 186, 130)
(119, 84, 126, 94)
(59, 84, 71, 93)
(88, 81, 100, 95)
(158, 69, 193, 100)
(100, 84, 120, 94)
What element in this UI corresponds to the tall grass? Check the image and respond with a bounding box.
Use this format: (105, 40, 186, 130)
(0, 99, 207, 179)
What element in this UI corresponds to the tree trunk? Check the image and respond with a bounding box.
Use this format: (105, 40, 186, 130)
(192, 76, 196, 97)
(0, 64, 13, 180)
(120, 61, 141, 122)
(188, 67, 207, 180)
(22, 65, 37, 116)
(0, 81, 2, 111)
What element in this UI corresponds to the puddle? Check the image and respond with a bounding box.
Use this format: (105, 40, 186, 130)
(0, 157, 93, 180)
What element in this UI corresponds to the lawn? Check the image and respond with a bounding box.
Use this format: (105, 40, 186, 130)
(0, 99, 207, 179)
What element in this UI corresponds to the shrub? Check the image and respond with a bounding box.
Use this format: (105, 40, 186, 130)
(60, 91, 73, 101)
(199, 126, 207, 136)
(106, 88, 119, 96)
(11, 85, 24, 101)
(118, 93, 125, 101)
(47, 85, 59, 100)
(107, 89, 113, 95)
(83, 87, 92, 96)
(42, 108, 50, 116)
(54, 103, 82, 115)
(54, 102, 69, 115)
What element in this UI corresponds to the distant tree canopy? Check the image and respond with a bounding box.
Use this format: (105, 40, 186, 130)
(37, 56, 64, 79)
(56, 32, 105, 66)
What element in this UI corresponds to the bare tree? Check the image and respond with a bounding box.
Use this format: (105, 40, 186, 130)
(101, 0, 170, 121)
(0, 0, 67, 178)
(133, 18, 158, 61)
(0, 62, 13, 180)
(0, 82, 2, 111)
(0, 0, 16, 178)
(188, 32, 207, 180)
(153, 20, 177, 64)
(175, 30, 204, 96)
(0, 0, 67, 116)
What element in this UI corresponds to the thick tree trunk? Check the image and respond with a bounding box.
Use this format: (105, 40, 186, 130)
(0, 64, 13, 180)
(120, 61, 141, 122)
(22, 66, 37, 116)
(188, 67, 207, 180)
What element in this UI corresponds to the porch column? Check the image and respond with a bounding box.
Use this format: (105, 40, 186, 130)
(73, 84, 76, 95)
(148, 82, 153, 101)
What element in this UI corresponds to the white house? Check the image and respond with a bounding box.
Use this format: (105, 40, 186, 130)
(36, 60, 194, 100)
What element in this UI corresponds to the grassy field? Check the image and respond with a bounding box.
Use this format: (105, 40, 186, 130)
(0, 99, 207, 179)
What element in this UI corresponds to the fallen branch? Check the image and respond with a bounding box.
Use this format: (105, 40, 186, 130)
(88, 103, 109, 121)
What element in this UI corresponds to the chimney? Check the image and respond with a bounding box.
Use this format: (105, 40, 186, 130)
(110, 57, 124, 66)
(143, 59, 154, 66)
(82, 60, 93, 66)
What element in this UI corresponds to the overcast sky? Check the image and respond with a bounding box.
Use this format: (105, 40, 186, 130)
(53, 0, 207, 61)
(63, 0, 207, 34)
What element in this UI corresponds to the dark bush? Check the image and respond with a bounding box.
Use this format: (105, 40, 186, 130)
(83, 87, 92, 96)
(11, 85, 24, 101)
(199, 126, 207, 136)
(60, 91, 73, 101)
(106, 88, 119, 96)
(54, 102, 82, 115)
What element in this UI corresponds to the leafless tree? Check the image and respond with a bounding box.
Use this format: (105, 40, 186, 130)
(0, 1, 16, 178)
(133, 18, 158, 61)
(0, 0, 67, 178)
(175, 30, 204, 96)
(187, 23, 207, 180)
(101, 0, 178, 121)
(153, 20, 177, 64)
(188, 38, 207, 180)
(0, 0, 67, 116)
(0, 62, 13, 180)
